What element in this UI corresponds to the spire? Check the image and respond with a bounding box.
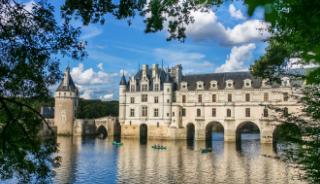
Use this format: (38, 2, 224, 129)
(56, 66, 78, 92)
(120, 73, 127, 85)
(164, 72, 172, 83)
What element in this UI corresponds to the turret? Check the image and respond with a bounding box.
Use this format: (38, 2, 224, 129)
(54, 66, 79, 135)
(119, 74, 127, 123)
(163, 73, 173, 125)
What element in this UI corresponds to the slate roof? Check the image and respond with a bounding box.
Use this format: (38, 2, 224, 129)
(57, 67, 78, 92)
(127, 67, 308, 91)
(181, 71, 264, 90)
(120, 74, 127, 85)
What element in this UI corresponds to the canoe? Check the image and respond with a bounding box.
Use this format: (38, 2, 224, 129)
(201, 148, 212, 153)
(152, 145, 167, 150)
(112, 141, 123, 146)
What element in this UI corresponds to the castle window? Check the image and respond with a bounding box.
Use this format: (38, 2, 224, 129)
(227, 109, 231, 117)
(130, 85, 135, 92)
(245, 108, 250, 117)
(197, 109, 201, 117)
(167, 88, 170, 92)
(228, 94, 232, 102)
(130, 97, 135, 103)
(197, 81, 204, 90)
(142, 106, 148, 117)
(167, 99, 170, 103)
(198, 94, 202, 103)
(141, 94, 148, 102)
(154, 96, 159, 103)
(141, 84, 148, 91)
(154, 108, 159, 117)
(182, 95, 186, 103)
(263, 108, 268, 117)
(154, 84, 159, 91)
(182, 108, 186, 117)
(245, 93, 250, 102)
(130, 109, 135, 117)
(284, 107, 289, 117)
(283, 92, 289, 101)
(157, 122, 159, 128)
(264, 93, 269, 101)
(212, 94, 216, 102)
(212, 108, 216, 117)
(226, 80, 234, 89)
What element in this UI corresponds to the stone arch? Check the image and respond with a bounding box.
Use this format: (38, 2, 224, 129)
(140, 124, 148, 142)
(186, 123, 195, 141)
(205, 121, 224, 141)
(273, 123, 301, 144)
(236, 121, 260, 142)
(97, 125, 108, 139)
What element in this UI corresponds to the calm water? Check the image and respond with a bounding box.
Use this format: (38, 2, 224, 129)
(46, 133, 304, 184)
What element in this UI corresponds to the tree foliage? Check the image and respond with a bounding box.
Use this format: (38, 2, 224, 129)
(77, 99, 118, 119)
(0, 0, 84, 182)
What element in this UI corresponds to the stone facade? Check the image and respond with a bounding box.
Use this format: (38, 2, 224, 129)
(119, 64, 304, 143)
(54, 67, 79, 135)
(53, 67, 119, 137)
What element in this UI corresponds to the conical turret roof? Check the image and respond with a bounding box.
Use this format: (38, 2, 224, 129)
(119, 74, 127, 85)
(56, 67, 78, 92)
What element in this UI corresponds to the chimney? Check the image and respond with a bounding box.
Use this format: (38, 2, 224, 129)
(142, 64, 148, 77)
(152, 64, 158, 78)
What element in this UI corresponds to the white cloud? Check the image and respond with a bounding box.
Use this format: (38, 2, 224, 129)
(154, 48, 214, 73)
(81, 89, 93, 99)
(80, 25, 103, 40)
(100, 93, 114, 101)
(215, 43, 256, 72)
(97, 63, 104, 70)
(70, 63, 119, 100)
(71, 63, 117, 85)
(229, 4, 246, 20)
(288, 58, 319, 69)
(186, 9, 270, 45)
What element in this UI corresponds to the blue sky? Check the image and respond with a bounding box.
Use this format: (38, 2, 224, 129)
(40, 0, 269, 100)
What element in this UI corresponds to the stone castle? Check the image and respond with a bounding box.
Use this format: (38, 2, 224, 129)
(119, 64, 303, 143)
(48, 67, 119, 138)
(51, 64, 303, 144)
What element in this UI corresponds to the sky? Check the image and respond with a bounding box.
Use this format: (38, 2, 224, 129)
(41, 0, 270, 100)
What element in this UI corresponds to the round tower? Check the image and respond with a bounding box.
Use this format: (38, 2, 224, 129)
(119, 74, 127, 124)
(54, 67, 79, 135)
(163, 73, 173, 125)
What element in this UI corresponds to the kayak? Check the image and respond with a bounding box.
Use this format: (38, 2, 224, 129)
(201, 148, 212, 153)
(112, 141, 123, 146)
(152, 145, 167, 150)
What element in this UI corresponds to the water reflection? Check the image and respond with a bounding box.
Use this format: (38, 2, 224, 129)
(54, 134, 304, 184)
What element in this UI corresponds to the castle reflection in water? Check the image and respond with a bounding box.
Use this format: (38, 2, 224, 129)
(54, 136, 304, 184)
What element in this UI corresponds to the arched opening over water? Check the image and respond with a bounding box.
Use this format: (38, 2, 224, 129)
(205, 121, 224, 148)
(140, 124, 148, 144)
(273, 123, 301, 152)
(236, 121, 260, 141)
(236, 121, 260, 152)
(97, 125, 108, 139)
(113, 121, 121, 142)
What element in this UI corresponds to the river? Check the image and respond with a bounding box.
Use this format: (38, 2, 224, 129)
(50, 133, 304, 184)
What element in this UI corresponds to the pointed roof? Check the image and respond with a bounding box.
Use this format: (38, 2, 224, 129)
(119, 74, 127, 85)
(56, 67, 78, 92)
(164, 73, 172, 83)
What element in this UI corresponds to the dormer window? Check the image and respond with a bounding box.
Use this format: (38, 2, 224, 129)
(180, 82, 188, 90)
(141, 84, 148, 91)
(197, 81, 204, 90)
(154, 83, 159, 91)
(243, 79, 252, 88)
(281, 77, 290, 87)
(130, 85, 136, 92)
(262, 79, 270, 88)
(226, 80, 234, 89)
(210, 80, 218, 89)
